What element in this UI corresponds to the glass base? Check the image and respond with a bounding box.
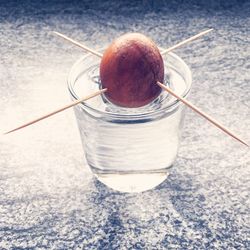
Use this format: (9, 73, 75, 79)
(94, 172, 169, 193)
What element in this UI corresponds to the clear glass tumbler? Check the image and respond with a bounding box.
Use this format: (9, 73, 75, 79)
(68, 50, 192, 192)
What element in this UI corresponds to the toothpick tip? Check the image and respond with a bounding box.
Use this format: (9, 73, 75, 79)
(3, 130, 13, 135)
(204, 28, 214, 34)
(53, 31, 62, 36)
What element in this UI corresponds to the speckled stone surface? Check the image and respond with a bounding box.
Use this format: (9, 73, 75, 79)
(0, 1, 249, 249)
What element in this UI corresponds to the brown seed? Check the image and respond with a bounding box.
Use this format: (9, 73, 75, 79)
(100, 33, 164, 108)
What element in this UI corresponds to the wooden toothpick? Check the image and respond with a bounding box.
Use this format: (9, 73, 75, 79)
(4, 89, 107, 134)
(157, 81, 248, 146)
(161, 28, 213, 55)
(53, 31, 103, 58)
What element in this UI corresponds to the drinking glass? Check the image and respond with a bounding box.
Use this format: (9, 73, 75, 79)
(68, 50, 192, 192)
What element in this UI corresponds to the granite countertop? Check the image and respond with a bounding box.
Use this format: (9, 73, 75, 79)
(0, 1, 249, 249)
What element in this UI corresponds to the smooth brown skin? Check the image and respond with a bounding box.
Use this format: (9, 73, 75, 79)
(100, 33, 164, 108)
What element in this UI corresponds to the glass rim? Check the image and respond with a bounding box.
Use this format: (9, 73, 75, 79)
(67, 50, 192, 118)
